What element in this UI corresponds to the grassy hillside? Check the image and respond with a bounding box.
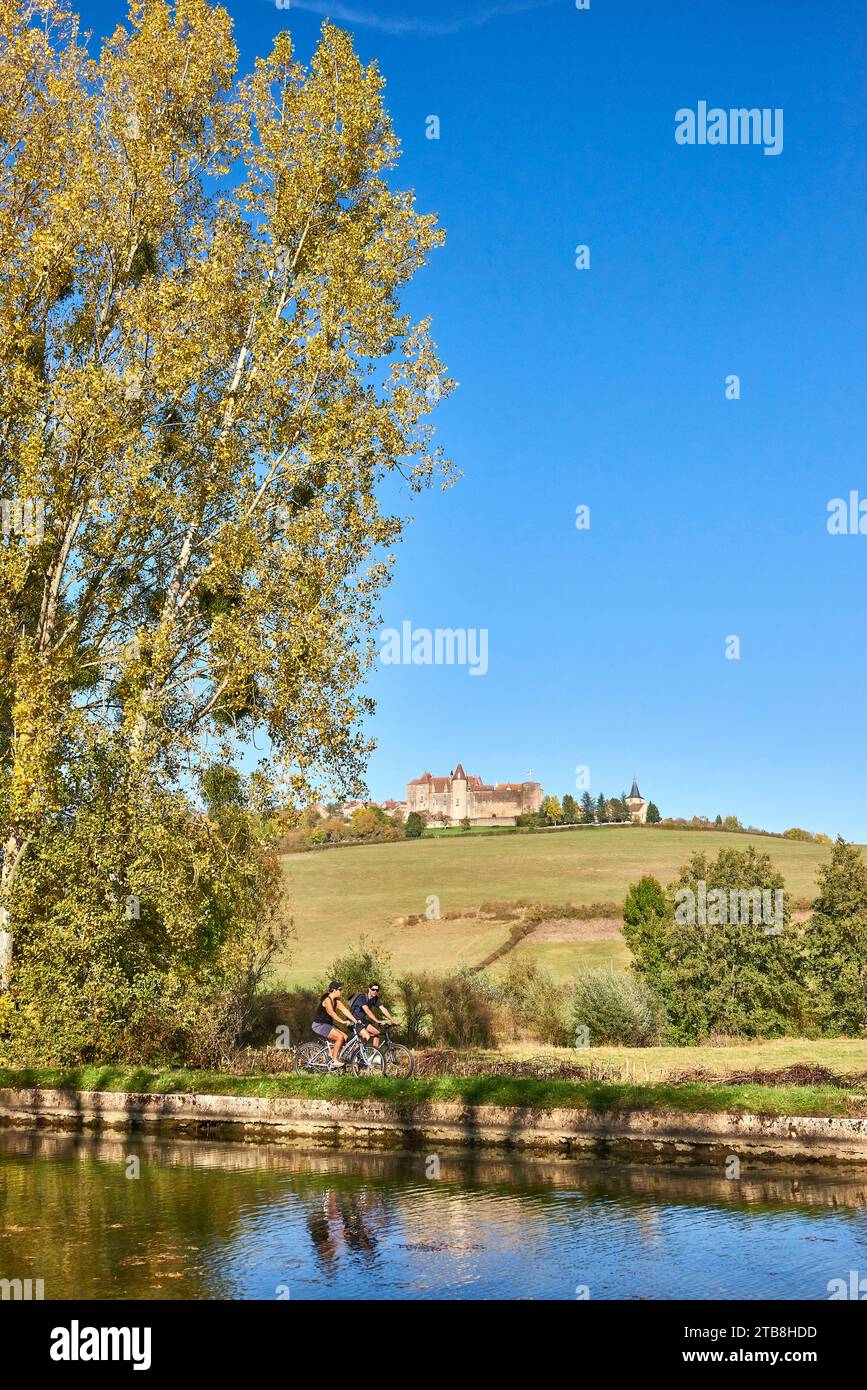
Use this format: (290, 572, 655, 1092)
(278, 826, 836, 988)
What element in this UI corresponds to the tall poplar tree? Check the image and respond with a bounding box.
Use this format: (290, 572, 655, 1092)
(0, 1, 453, 990)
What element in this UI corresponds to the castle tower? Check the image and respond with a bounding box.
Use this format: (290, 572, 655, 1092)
(451, 762, 468, 823)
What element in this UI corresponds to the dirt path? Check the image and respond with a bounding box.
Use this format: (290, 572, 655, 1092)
(527, 916, 624, 942)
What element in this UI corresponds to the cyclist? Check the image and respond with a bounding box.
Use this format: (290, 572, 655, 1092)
(312, 981, 357, 1069)
(349, 981, 397, 1050)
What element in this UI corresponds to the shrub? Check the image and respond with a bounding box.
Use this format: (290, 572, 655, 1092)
(397, 969, 499, 1048)
(2, 764, 287, 1067)
(427, 970, 499, 1048)
(571, 968, 665, 1047)
(497, 956, 569, 1046)
(395, 973, 432, 1047)
(326, 938, 393, 999)
(405, 812, 424, 838)
(247, 989, 320, 1050)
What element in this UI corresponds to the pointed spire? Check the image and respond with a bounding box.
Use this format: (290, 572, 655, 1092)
(629, 775, 642, 800)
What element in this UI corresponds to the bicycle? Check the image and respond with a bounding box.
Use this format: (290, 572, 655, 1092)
(377, 1021, 415, 1078)
(294, 1021, 385, 1077)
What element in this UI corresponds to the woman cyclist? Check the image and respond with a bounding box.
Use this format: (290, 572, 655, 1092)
(312, 981, 357, 1069)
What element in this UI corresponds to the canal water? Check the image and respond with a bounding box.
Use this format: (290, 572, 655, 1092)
(0, 1130, 865, 1300)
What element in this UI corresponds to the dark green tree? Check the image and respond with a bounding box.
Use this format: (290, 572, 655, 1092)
(646, 802, 662, 824)
(812, 837, 867, 919)
(802, 838, 867, 1034)
(626, 847, 799, 1043)
(561, 794, 577, 824)
(405, 812, 424, 839)
(622, 874, 670, 996)
(580, 792, 594, 823)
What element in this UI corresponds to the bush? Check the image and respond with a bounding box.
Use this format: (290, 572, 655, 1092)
(2, 760, 287, 1067)
(326, 939, 394, 1000)
(496, 956, 569, 1046)
(427, 970, 499, 1048)
(396, 969, 499, 1048)
(571, 968, 665, 1047)
(395, 974, 432, 1047)
(405, 812, 424, 839)
(246, 988, 321, 1051)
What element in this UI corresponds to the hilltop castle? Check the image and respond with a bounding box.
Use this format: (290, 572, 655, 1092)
(407, 763, 542, 827)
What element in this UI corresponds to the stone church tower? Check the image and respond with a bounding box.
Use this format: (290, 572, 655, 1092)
(625, 776, 649, 824)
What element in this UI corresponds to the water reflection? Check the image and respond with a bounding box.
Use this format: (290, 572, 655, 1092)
(0, 1129, 865, 1300)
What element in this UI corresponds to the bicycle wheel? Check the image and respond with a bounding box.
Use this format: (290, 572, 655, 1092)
(384, 1043, 414, 1078)
(353, 1047, 385, 1076)
(295, 1042, 326, 1075)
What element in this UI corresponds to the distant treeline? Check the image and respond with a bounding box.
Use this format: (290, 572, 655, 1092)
(527, 793, 662, 826)
(275, 798, 831, 852)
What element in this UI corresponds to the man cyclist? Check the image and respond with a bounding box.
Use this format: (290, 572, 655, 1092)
(349, 981, 396, 1050)
(312, 981, 358, 1069)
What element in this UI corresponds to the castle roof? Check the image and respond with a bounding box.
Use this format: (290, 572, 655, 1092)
(408, 766, 523, 795)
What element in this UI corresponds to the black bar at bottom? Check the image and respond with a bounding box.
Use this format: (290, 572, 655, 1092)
(2, 1297, 861, 1377)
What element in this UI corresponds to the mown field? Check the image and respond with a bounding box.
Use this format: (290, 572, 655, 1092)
(277, 826, 838, 988)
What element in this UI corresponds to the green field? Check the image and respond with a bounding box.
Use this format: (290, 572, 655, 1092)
(278, 826, 838, 988)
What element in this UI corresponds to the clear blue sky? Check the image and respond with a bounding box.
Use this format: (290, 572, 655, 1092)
(79, 0, 867, 837)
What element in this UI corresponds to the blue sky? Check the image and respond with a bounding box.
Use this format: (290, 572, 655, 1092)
(79, 0, 867, 836)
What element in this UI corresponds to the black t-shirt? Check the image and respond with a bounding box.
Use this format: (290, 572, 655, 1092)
(314, 994, 334, 1026)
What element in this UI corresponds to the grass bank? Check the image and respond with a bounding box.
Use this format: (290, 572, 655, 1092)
(0, 1066, 863, 1119)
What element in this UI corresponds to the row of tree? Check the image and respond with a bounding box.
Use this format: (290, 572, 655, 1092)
(535, 793, 662, 825)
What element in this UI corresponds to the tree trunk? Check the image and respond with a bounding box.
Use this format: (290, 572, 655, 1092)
(0, 833, 26, 993)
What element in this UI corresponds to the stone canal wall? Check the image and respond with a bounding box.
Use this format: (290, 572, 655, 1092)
(1, 1086, 866, 1164)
